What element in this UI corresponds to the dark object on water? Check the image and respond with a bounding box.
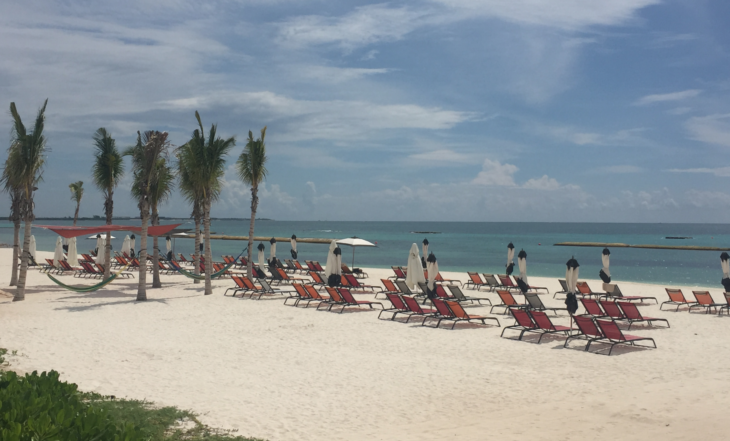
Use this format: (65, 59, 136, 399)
(516, 277, 529, 294)
(599, 269, 611, 284)
(665, 237, 692, 239)
(328, 273, 341, 287)
(506, 262, 514, 276)
(411, 231, 440, 234)
(565, 293, 578, 315)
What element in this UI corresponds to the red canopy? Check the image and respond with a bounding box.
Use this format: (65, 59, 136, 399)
(35, 224, 182, 239)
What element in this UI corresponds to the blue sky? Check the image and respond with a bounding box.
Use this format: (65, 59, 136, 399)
(1, 0, 729, 222)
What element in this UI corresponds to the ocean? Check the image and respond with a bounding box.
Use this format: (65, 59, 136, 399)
(1, 220, 729, 287)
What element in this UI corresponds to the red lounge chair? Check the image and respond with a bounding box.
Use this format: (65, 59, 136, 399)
(446, 300, 500, 329)
(593, 319, 657, 356)
(661, 288, 698, 311)
(423, 299, 458, 328)
(580, 298, 607, 317)
(379, 293, 412, 321)
(312, 261, 325, 272)
(464, 272, 490, 291)
(564, 316, 605, 350)
(446, 285, 491, 305)
(344, 274, 382, 293)
(599, 300, 629, 324)
(490, 290, 527, 315)
(335, 288, 384, 313)
(341, 263, 368, 278)
(389, 266, 407, 280)
(401, 295, 438, 325)
(503, 275, 549, 294)
(498, 275, 523, 293)
(529, 311, 574, 343)
(500, 309, 538, 340)
(689, 291, 723, 314)
(617, 302, 669, 329)
(308, 271, 326, 286)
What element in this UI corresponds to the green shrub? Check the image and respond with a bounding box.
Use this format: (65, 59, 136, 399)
(0, 370, 142, 441)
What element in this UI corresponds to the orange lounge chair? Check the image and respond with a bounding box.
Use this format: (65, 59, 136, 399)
(490, 290, 527, 315)
(690, 291, 723, 314)
(661, 288, 698, 311)
(401, 295, 438, 325)
(446, 300, 500, 329)
(464, 272, 490, 291)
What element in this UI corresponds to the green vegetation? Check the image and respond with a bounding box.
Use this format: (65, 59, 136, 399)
(236, 127, 268, 280)
(0, 366, 264, 441)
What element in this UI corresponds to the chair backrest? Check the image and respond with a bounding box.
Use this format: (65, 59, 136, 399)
(692, 291, 714, 306)
(497, 290, 518, 306)
(530, 311, 556, 331)
(445, 300, 468, 319)
(432, 299, 453, 317)
(446, 285, 466, 301)
(511, 309, 535, 328)
(617, 302, 642, 320)
(293, 260, 304, 270)
(417, 282, 429, 293)
(386, 293, 407, 310)
(328, 287, 344, 303)
(573, 316, 602, 338)
(484, 274, 500, 286)
(435, 273, 445, 282)
(610, 285, 624, 297)
(559, 279, 569, 291)
(599, 300, 624, 319)
(395, 280, 414, 295)
(345, 274, 360, 287)
(277, 268, 290, 280)
(524, 293, 545, 310)
(222, 256, 232, 264)
(725, 292, 730, 305)
(498, 275, 515, 287)
(178, 253, 187, 262)
(292, 283, 309, 298)
(313, 261, 324, 272)
(435, 285, 450, 299)
(580, 298, 604, 316)
(341, 263, 352, 274)
(339, 275, 350, 286)
(393, 267, 406, 278)
(96, 263, 106, 273)
(381, 279, 399, 292)
(402, 296, 425, 314)
(338, 288, 357, 304)
(468, 272, 483, 285)
(259, 278, 275, 293)
(304, 284, 321, 299)
(242, 277, 257, 290)
(306, 261, 315, 271)
(595, 319, 626, 342)
(309, 271, 323, 284)
(232, 276, 246, 288)
(666, 288, 687, 303)
(577, 282, 592, 295)
(60, 260, 73, 270)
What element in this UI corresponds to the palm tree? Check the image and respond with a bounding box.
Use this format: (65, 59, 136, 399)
(236, 126, 268, 280)
(149, 159, 175, 288)
(1, 178, 23, 286)
(91, 128, 124, 279)
(2, 100, 48, 301)
(68, 181, 84, 226)
(178, 111, 235, 295)
(176, 150, 204, 284)
(125, 131, 170, 301)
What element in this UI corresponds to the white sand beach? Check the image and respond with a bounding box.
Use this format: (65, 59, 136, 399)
(1, 248, 729, 441)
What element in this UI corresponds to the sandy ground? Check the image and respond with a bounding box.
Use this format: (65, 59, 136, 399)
(1, 248, 729, 441)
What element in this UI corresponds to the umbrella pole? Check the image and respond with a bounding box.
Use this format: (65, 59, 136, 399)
(352, 248, 355, 269)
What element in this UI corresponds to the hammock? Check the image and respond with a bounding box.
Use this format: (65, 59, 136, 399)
(46, 263, 131, 293)
(173, 250, 245, 280)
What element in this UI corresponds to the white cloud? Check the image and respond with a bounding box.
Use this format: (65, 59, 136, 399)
(596, 165, 644, 174)
(634, 89, 702, 106)
(297, 65, 391, 83)
(621, 188, 678, 210)
(547, 126, 652, 147)
(667, 107, 693, 115)
(472, 159, 519, 186)
(684, 190, 730, 208)
(667, 167, 730, 177)
(685, 114, 730, 147)
(408, 149, 473, 164)
(522, 175, 562, 190)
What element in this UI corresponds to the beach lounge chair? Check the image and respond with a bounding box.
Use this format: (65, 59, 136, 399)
(500, 309, 538, 340)
(312, 261, 325, 272)
(81, 254, 95, 263)
(446, 285, 491, 305)
(689, 291, 723, 314)
(380, 279, 400, 294)
(427, 271, 461, 286)
(464, 272, 490, 291)
(79, 262, 104, 278)
(423, 299, 458, 328)
(599, 300, 629, 324)
(497, 275, 524, 293)
(275, 268, 307, 284)
(483, 274, 503, 292)
(224, 276, 251, 297)
(617, 302, 669, 329)
(395, 280, 418, 297)
(553, 279, 570, 299)
(446, 300, 500, 329)
(490, 290, 527, 315)
(603, 284, 658, 304)
(308, 271, 326, 286)
(283, 283, 311, 306)
(593, 319, 657, 355)
(576, 282, 601, 299)
(719, 293, 730, 316)
(580, 298, 607, 317)
(401, 295, 439, 325)
(291, 260, 307, 274)
(97, 263, 133, 278)
(389, 266, 407, 280)
(524, 293, 564, 315)
(564, 316, 605, 350)
(343, 274, 382, 293)
(341, 263, 368, 279)
(379, 293, 412, 320)
(417, 282, 454, 303)
(336, 288, 384, 313)
(504, 275, 549, 294)
(661, 288, 698, 311)
(529, 311, 573, 343)
(301, 285, 332, 308)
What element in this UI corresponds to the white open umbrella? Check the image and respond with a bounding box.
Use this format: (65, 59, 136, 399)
(53, 236, 64, 268)
(290, 235, 298, 260)
(257, 243, 265, 267)
(426, 253, 438, 291)
(324, 240, 341, 278)
(270, 237, 277, 261)
(336, 237, 376, 269)
(517, 249, 528, 284)
(29, 235, 36, 260)
(405, 243, 426, 290)
(122, 235, 131, 256)
(67, 237, 79, 267)
(88, 235, 115, 239)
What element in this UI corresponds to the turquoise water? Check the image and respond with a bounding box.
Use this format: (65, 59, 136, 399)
(1, 220, 728, 287)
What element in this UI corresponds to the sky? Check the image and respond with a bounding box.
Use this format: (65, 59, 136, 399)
(1, 0, 729, 223)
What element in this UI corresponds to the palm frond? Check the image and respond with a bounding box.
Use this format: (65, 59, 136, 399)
(69, 181, 84, 203)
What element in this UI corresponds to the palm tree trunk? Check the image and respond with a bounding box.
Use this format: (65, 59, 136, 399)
(15, 218, 32, 301)
(137, 206, 149, 301)
(104, 188, 113, 279)
(10, 220, 20, 286)
(193, 214, 201, 284)
(152, 204, 161, 288)
(246, 185, 258, 280)
(73, 203, 80, 226)
(204, 199, 213, 295)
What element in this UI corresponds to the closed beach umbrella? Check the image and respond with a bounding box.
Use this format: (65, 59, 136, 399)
(257, 242, 265, 267)
(95, 234, 102, 255)
(29, 235, 36, 260)
(564, 257, 580, 317)
(53, 236, 64, 268)
(270, 237, 277, 260)
(199, 230, 204, 253)
(405, 243, 426, 290)
(422, 238, 429, 268)
(334, 245, 342, 275)
(721, 252, 730, 291)
(166, 236, 172, 254)
(600, 248, 611, 283)
(96, 236, 106, 265)
(122, 235, 131, 256)
(426, 253, 438, 292)
(67, 237, 79, 267)
(130, 234, 136, 257)
(324, 240, 340, 278)
(506, 242, 515, 275)
(290, 235, 298, 259)
(517, 249, 528, 284)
